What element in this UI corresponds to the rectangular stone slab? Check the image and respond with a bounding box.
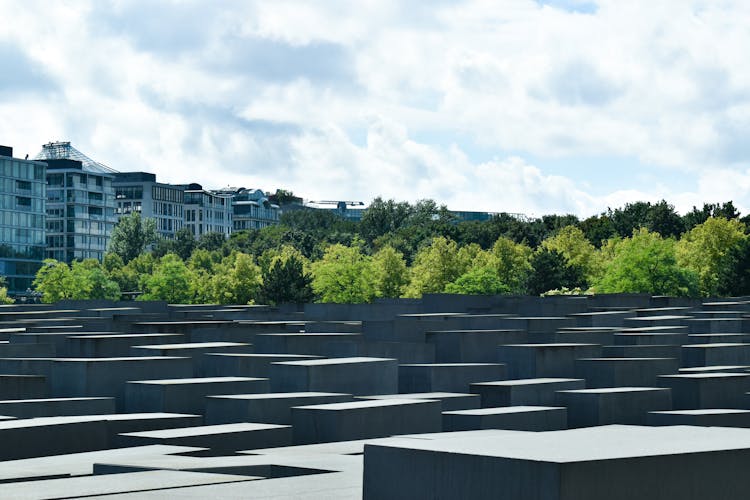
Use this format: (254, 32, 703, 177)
(205, 392, 354, 425)
(442, 406, 567, 432)
(292, 399, 442, 444)
(363, 425, 750, 499)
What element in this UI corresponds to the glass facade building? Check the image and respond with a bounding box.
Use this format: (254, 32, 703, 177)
(184, 184, 233, 237)
(113, 172, 185, 239)
(35, 143, 117, 263)
(0, 145, 47, 294)
(214, 188, 280, 231)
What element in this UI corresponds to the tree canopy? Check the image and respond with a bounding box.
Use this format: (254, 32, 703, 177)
(30, 196, 750, 304)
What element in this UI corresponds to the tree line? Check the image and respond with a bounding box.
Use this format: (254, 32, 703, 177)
(27, 198, 750, 304)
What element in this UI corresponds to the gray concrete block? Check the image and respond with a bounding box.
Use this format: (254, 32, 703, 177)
(553, 328, 617, 345)
(125, 377, 269, 414)
(470, 378, 585, 407)
(359, 392, 481, 411)
(425, 329, 527, 363)
(648, 409, 750, 428)
(442, 405, 567, 431)
(131, 342, 254, 376)
(0, 397, 115, 418)
(0, 374, 47, 399)
(657, 373, 750, 409)
(682, 343, 750, 367)
(49, 357, 193, 411)
(398, 363, 506, 393)
(292, 399, 442, 444)
(120, 423, 292, 451)
(575, 358, 680, 388)
(602, 344, 682, 361)
(0, 416, 109, 460)
(0, 470, 259, 498)
(323, 339, 436, 364)
(270, 357, 398, 396)
(363, 425, 750, 500)
(202, 353, 322, 378)
(497, 343, 602, 379)
(557, 387, 672, 427)
(205, 392, 354, 424)
(0, 341, 55, 358)
(254, 333, 362, 356)
(65, 333, 184, 358)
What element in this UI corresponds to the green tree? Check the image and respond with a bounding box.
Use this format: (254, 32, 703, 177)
(0, 277, 14, 304)
(486, 237, 533, 293)
(109, 212, 157, 263)
(541, 225, 597, 281)
(34, 260, 71, 303)
(257, 254, 314, 305)
(593, 228, 699, 297)
(676, 217, 747, 296)
(646, 200, 685, 238)
(139, 254, 196, 303)
(683, 202, 741, 231)
(445, 267, 510, 295)
(526, 249, 586, 296)
(716, 238, 750, 296)
(404, 237, 467, 298)
(578, 214, 617, 248)
(311, 243, 376, 303)
(34, 259, 120, 302)
(359, 197, 413, 244)
(221, 252, 263, 305)
(197, 232, 227, 252)
(153, 228, 196, 261)
(73, 259, 120, 300)
(371, 245, 409, 298)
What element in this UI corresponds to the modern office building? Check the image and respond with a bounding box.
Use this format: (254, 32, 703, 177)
(183, 184, 233, 237)
(0, 145, 47, 295)
(35, 142, 117, 263)
(113, 172, 185, 238)
(214, 187, 280, 231)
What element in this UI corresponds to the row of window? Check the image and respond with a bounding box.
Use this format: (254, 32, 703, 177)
(0, 243, 45, 260)
(47, 219, 111, 236)
(157, 217, 182, 233)
(154, 201, 182, 217)
(0, 178, 45, 197)
(0, 227, 45, 245)
(153, 185, 183, 203)
(46, 234, 108, 251)
(0, 259, 43, 277)
(48, 172, 111, 191)
(47, 205, 116, 220)
(0, 195, 45, 212)
(234, 220, 275, 230)
(46, 249, 106, 262)
(0, 210, 44, 228)
(115, 185, 143, 200)
(47, 189, 112, 204)
(0, 160, 45, 181)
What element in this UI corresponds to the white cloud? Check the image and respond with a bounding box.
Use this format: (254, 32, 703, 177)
(2, 0, 750, 216)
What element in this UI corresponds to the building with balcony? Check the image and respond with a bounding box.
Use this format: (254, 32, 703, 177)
(0, 145, 47, 295)
(113, 172, 185, 238)
(213, 187, 280, 231)
(35, 142, 117, 263)
(183, 184, 232, 237)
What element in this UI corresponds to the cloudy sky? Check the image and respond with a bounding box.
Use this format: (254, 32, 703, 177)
(2, 0, 750, 217)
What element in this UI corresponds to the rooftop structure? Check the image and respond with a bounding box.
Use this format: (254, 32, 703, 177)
(36, 142, 117, 263)
(34, 142, 118, 175)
